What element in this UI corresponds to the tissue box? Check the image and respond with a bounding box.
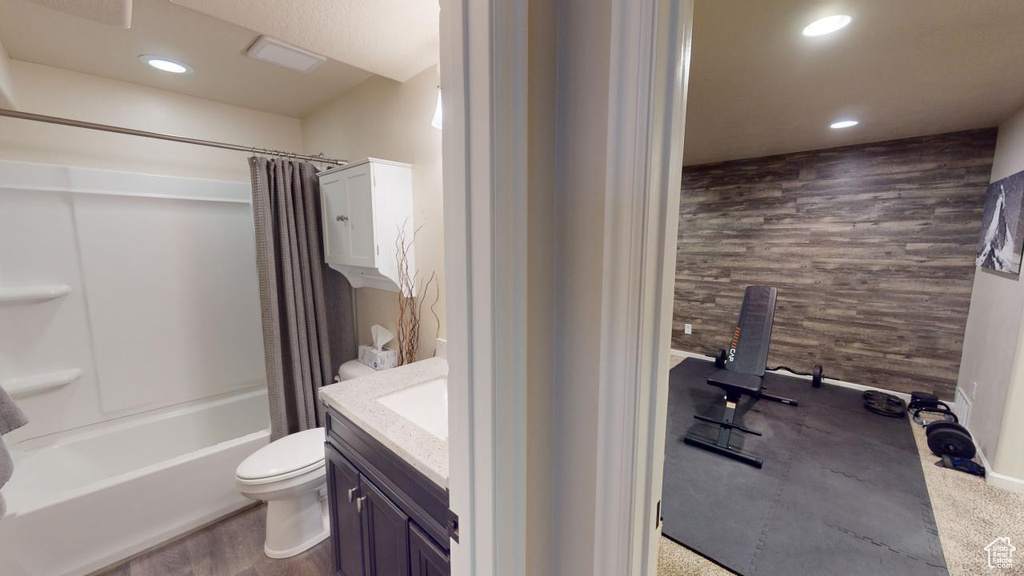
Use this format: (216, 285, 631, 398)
(358, 345, 398, 371)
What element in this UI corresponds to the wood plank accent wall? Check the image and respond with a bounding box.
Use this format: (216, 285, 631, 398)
(673, 129, 998, 397)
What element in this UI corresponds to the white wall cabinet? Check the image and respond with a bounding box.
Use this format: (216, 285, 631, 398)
(319, 158, 414, 292)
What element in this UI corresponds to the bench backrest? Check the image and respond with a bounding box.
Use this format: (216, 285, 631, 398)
(725, 285, 777, 376)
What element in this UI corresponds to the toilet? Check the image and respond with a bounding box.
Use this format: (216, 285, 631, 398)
(235, 360, 378, 558)
(336, 359, 377, 381)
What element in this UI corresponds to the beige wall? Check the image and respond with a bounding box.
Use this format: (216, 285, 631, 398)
(0, 59, 442, 360)
(0, 40, 16, 109)
(991, 105, 1024, 481)
(959, 103, 1024, 480)
(0, 60, 304, 182)
(301, 67, 445, 358)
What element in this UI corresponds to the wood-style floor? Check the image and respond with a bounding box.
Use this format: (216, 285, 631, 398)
(90, 504, 331, 576)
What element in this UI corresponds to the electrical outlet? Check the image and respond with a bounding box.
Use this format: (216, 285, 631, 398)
(684, 323, 692, 335)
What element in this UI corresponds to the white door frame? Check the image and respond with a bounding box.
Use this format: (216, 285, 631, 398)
(440, 0, 529, 574)
(594, 1, 693, 574)
(440, 0, 691, 573)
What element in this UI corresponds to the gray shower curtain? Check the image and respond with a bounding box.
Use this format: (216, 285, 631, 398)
(249, 157, 356, 441)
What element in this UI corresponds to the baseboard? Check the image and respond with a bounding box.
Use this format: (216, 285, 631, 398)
(963, 429, 1024, 494)
(986, 468, 1024, 494)
(670, 349, 912, 402)
(947, 388, 1024, 494)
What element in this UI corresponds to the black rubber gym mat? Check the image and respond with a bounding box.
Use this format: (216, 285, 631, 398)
(662, 358, 947, 576)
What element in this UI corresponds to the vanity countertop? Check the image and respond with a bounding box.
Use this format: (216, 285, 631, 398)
(319, 357, 449, 488)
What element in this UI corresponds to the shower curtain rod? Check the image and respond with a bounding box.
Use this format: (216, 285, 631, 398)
(0, 108, 348, 166)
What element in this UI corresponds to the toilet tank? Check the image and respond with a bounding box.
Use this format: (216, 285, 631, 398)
(336, 359, 377, 382)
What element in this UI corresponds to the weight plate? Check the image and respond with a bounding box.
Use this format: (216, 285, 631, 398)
(927, 428, 976, 459)
(863, 390, 886, 402)
(865, 398, 907, 418)
(865, 392, 903, 409)
(715, 349, 727, 369)
(867, 395, 903, 407)
(926, 421, 970, 439)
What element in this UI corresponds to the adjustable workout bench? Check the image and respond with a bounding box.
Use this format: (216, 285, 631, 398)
(683, 285, 797, 469)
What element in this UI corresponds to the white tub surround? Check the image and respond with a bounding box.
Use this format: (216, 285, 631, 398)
(0, 388, 269, 576)
(319, 357, 448, 487)
(0, 159, 266, 443)
(0, 158, 269, 576)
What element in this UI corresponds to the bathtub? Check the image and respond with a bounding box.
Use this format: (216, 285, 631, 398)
(0, 388, 270, 576)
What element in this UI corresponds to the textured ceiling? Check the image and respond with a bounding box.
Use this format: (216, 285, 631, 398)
(170, 0, 439, 83)
(683, 0, 1024, 166)
(0, 0, 376, 117)
(30, 0, 132, 27)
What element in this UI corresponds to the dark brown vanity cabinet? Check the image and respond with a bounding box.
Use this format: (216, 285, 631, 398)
(409, 523, 450, 576)
(326, 446, 366, 576)
(359, 477, 410, 575)
(325, 407, 451, 576)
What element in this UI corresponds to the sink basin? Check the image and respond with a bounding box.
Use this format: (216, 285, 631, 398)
(375, 378, 448, 441)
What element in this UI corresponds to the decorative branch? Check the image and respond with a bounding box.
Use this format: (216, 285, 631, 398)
(395, 220, 441, 365)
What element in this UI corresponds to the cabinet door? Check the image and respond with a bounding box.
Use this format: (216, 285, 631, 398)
(359, 475, 410, 576)
(325, 444, 366, 576)
(320, 164, 376, 268)
(409, 522, 450, 576)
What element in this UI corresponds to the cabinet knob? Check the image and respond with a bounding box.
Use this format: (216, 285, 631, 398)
(336, 215, 349, 222)
(347, 487, 358, 502)
(355, 496, 366, 513)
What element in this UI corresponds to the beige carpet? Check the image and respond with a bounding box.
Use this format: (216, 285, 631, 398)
(910, 422, 1024, 575)
(659, 354, 1024, 576)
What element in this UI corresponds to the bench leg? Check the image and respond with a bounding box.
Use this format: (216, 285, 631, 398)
(684, 400, 764, 469)
(760, 390, 798, 407)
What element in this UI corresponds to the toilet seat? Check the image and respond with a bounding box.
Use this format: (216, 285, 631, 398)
(235, 427, 326, 484)
(236, 460, 325, 486)
(237, 465, 326, 501)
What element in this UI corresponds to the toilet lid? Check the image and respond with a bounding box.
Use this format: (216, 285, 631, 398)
(236, 427, 326, 482)
(338, 359, 376, 381)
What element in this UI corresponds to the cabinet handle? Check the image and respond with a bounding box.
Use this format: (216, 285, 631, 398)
(336, 215, 349, 222)
(347, 487, 358, 502)
(355, 496, 366, 514)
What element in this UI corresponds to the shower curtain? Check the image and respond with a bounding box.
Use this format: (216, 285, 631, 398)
(248, 157, 356, 440)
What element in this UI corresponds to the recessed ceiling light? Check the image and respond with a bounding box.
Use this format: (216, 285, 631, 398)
(830, 120, 859, 129)
(802, 15, 852, 37)
(139, 55, 192, 74)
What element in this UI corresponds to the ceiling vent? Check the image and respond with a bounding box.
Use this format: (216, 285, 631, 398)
(246, 36, 327, 73)
(31, 0, 132, 28)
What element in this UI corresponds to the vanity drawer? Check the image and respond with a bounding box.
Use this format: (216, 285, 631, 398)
(326, 407, 451, 548)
